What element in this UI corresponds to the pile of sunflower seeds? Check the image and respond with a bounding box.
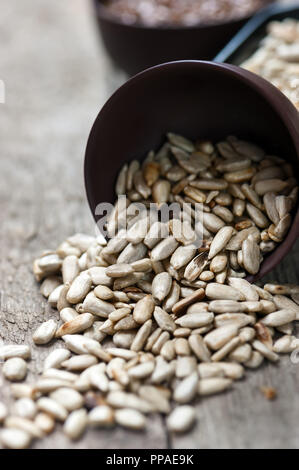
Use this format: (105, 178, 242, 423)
(242, 18, 299, 110)
(0, 133, 298, 449)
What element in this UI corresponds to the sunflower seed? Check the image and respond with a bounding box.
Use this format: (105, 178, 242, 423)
(106, 263, 134, 278)
(132, 295, 154, 324)
(10, 384, 37, 400)
(33, 319, 57, 345)
(252, 340, 279, 362)
(63, 409, 87, 440)
(117, 242, 147, 264)
(152, 331, 171, 355)
(261, 309, 296, 327)
(163, 281, 180, 313)
(83, 292, 114, 317)
(43, 369, 78, 382)
(228, 278, 259, 301)
(0, 428, 31, 449)
(115, 408, 146, 430)
(160, 340, 176, 361)
(151, 356, 175, 384)
(113, 272, 144, 290)
(226, 227, 260, 250)
(172, 288, 205, 315)
(133, 170, 151, 199)
(12, 399, 37, 420)
(151, 237, 179, 262)
(188, 335, 211, 362)
(166, 406, 196, 433)
(198, 377, 232, 395)
(217, 362, 244, 380)
(62, 355, 98, 371)
(107, 391, 153, 413)
(154, 307, 176, 333)
(40, 276, 61, 298)
(56, 313, 94, 337)
(128, 361, 155, 379)
(130, 319, 152, 352)
(3, 358, 27, 381)
(211, 337, 241, 362)
(204, 324, 239, 350)
(176, 356, 197, 378)
(273, 295, 299, 319)
(273, 335, 295, 354)
(34, 413, 55, 435)
(49, 388, 84, 411)
(152, 272, 172, 302)
(62, 256, 80, 285)
(228, 343, 252, 363)
(214, 314, 254, 328)
(175, 311, 214, 329)
(173, 371, 198, 403)
(60, 307, 79, 323)
(37, 397, 68, 421)
(206, 283, 245, 301)
(242, 238, 260, 275)
(88, 405, 115, 427)
(66, 272, 92, 304)
(255, 179, 288, 195)
(0, 345, 30, 361)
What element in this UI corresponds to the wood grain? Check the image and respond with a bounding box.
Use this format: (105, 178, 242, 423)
(0, 0, 298, 449)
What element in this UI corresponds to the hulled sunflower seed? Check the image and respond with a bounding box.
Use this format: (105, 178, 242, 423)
(12, 398, 37, 420)
(33, 320, 57, 345)
(261, 309, 296, 327)
(166, 406, 195, 433)
(0, 428, 31, 449)
(198, 377, 232, 395)
(66, 272, 92, 304)
(63, 409, 88, 440)
(3, 358, 27, 381)
(173, 371, 198, 403)
(188, 335, 211, 362)
(208, 226, 234, 259)
(206, 283, 245, 301)
(152, 272, 172, 302)
(0, 344, 30, 361)
(50, 388, 84, 411)
(115, 408, 146, 430)
(154, 307, 176, 333)
(252, 340, 279, 362)
(37, 397, 68, 421)
(204, 324, 239, 350)
(88, 406, 115, 427)
(56, 313, 94, 337)
(132, 295, 155, 324)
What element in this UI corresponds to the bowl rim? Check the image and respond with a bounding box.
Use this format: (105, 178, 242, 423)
(93, 0, 274, 31)
(84, 59, 299, 281)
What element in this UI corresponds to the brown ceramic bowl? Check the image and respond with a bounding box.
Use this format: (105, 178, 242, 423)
(93, 0, 274, 76)
(84, 60, 299, 280)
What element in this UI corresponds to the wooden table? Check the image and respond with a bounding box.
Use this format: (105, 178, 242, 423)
(0, 0, 298, 449)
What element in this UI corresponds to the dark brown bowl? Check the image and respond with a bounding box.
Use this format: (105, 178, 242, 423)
(93, 0, 273, 76)
(84, 60, 299, 280)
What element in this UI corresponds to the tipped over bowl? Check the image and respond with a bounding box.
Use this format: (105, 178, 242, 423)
(85, 60, 299, 280)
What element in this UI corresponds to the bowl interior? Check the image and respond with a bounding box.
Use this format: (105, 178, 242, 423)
(85, 61, 298, 211)
(85, 60, 299, 279)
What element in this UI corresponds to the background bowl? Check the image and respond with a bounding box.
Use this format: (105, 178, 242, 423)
(93, 0, 273, 75)
(84, 60, 299, 280)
